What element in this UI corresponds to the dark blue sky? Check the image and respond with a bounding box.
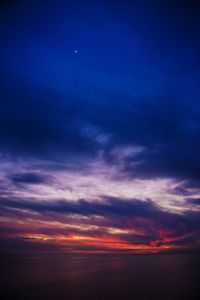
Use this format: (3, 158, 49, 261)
(0, 0, 200, 253)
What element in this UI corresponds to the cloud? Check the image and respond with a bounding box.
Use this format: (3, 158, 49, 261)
(2, 66, 200, 185)
(1, 196, 200, 246)
(0, 0, 200, 253)
(0, 69, 102, 161)
(0, 196, 168, 219)
(0, 198, 199, 253)
(7, 172, 51, 185)
(185, 198, 200, 206)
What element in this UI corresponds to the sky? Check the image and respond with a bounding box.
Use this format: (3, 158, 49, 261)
(0, 0, 200, 254)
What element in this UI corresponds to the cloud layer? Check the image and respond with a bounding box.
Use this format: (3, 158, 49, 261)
(0, 0, 200, 253)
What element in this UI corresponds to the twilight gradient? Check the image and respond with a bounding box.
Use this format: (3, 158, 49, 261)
(0, 0, 200, 254)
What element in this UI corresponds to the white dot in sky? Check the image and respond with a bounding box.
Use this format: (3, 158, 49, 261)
(74, 50, 78, 53)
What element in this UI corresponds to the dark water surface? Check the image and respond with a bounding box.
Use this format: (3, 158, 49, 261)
(1, 253, 200, 300)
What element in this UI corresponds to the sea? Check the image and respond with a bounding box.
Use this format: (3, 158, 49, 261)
(1, 253, 200, 300)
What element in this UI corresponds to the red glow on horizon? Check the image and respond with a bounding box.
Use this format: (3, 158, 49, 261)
(12, 232, 179, 254)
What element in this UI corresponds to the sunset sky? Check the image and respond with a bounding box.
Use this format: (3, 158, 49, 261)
(1, 0, 200, 254)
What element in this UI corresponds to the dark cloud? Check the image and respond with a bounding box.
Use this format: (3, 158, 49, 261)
(0, 196, 199, 233)
(181, 180, 200, 190)
(185, 198, 200, 206)
(0, 196, 163, 218)
(168, 180, 200, 197)
(0, 69, 101, 161)
(1, 66, 200, 183)
(0, 196, 200, 252)
(7, 172, 50, 185)
(170, 186, 193, 197)
(125, 146, 200, 180)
